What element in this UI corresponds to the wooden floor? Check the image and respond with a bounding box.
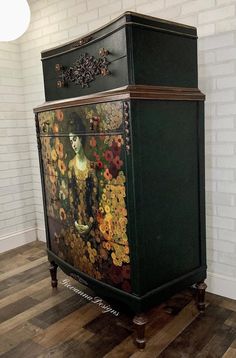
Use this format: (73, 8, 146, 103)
(0, 242, 235, 358)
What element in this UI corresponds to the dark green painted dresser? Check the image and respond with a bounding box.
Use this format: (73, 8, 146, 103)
(34, 11, 206, 349)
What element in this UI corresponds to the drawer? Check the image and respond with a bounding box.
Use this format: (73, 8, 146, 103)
(37, 101, 124, 136)
(42, 28, 128, 101)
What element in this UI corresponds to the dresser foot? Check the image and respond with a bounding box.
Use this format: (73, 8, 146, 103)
(196, 281, 207, 313)
(133, 313, 148, 349)
(49, 261, 58, 288)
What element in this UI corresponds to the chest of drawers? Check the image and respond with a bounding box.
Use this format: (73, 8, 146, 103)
(34, 12, 206, 349)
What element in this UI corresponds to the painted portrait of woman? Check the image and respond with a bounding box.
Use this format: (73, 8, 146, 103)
(68, 112, 98, 236)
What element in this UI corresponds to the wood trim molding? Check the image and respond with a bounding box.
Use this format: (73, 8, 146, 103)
(34, 85, 205, 113)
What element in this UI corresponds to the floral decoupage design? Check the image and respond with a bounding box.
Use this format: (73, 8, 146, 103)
(39, 101, 131, 293)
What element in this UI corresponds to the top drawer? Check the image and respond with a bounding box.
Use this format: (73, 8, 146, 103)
(37, 101, 124, 136)
(42, 28, 128, 102)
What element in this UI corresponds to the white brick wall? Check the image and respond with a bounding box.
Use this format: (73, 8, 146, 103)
(1, 0, 236, 298)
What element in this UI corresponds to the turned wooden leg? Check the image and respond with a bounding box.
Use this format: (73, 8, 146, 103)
(196, 281, 207, 313)
(49, 261, 58, 288)
(133, 313, 148, 349)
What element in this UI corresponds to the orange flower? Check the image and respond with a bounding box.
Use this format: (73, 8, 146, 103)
(89, 136, 96, 147)
(55, 110, 64, 121)
(115, 135, 124, 147)
(49, 174, 57, 184)
(58, 159, 66, 175)
(104, 168, 112, 180)
(59, 208, 66, 220)
(52, 123, 59, 133)
(55, 141, 63, 159)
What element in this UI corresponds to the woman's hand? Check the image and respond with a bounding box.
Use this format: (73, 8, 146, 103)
(75, 221, 91, 234)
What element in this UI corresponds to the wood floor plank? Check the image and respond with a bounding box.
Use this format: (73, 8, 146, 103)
(0, 256, 48, 283)
(225, 311, 236, 328)
(0, 288, 72, 335)
(0, 263, 49, 300)
(223, 340, 236, 358)
(0, 277, 50, 309)
(33, 303, 102, 348)
(29, 294, 88, 329)
(0, 321, 43, 355)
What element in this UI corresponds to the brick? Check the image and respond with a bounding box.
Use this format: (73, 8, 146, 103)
(207, 90, 235, 103)
(200, 62, 234, 78)
(199, 5, 235, 24)
(88, 16, 111, 31)
(207, 118, 234, 130)
(206, 168, 234, 181)
(218, 205, 236, 219)
(99, 2, 122, 17)
(206, 192, 234, 206)
(122, 0, 135, 9)
(198, 23, 215, 37)
(59, 17, 77, 31)
(182, 0, 215, 16)
(88, 0, 109, 10)
(153, 5, 181, 19)
(207, 215, 235, 230)
(198, 32, 234, 51)
(206, 144, 234, 156)
(217, 131, 236, 142)
(218, 181, 236, 192)
(217, 103, 236, 115)
(216, 47, 236, 62)
(68, 3, 87, 16)
(218, 228, 236, 243)
(216, 18, 236, 32)
(136, 1, 165, 15)
(217, 75, 236, 89)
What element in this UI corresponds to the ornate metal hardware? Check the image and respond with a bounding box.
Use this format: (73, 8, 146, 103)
(55, 63, 63, 72)
(71, 35, 93, 48)
(124, 102, 131, 155)
(99, 47, 109, 57)
(56, 53, 110, 89)
(101, 67, 110, 77)
(56, 80, 65, 88)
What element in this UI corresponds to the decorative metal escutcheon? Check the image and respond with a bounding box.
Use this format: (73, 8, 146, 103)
(55, 52, 110, 89)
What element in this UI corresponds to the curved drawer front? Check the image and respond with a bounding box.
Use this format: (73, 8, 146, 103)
(38, 101, 124, 136)
(41, 130, 131, 293)
(42, 28, 127, 101)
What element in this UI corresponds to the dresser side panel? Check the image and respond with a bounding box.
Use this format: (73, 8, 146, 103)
(131, 99, 205, 295)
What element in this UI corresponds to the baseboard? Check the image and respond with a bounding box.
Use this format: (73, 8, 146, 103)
(37, 227, 46, 242)
(206, 271, 236, 300)
(0, 228, 37, 253)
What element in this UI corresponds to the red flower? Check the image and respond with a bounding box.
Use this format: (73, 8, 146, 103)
(113, 155, 123, 170)
(97, 161, 103, 169)
(104, 150, 113, 162)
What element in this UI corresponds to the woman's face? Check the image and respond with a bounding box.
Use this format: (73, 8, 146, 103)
(69, 133, 82, 154)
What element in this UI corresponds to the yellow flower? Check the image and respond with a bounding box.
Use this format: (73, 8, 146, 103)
(51, 149, 57, 161)
(104, 205, 110, 213)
